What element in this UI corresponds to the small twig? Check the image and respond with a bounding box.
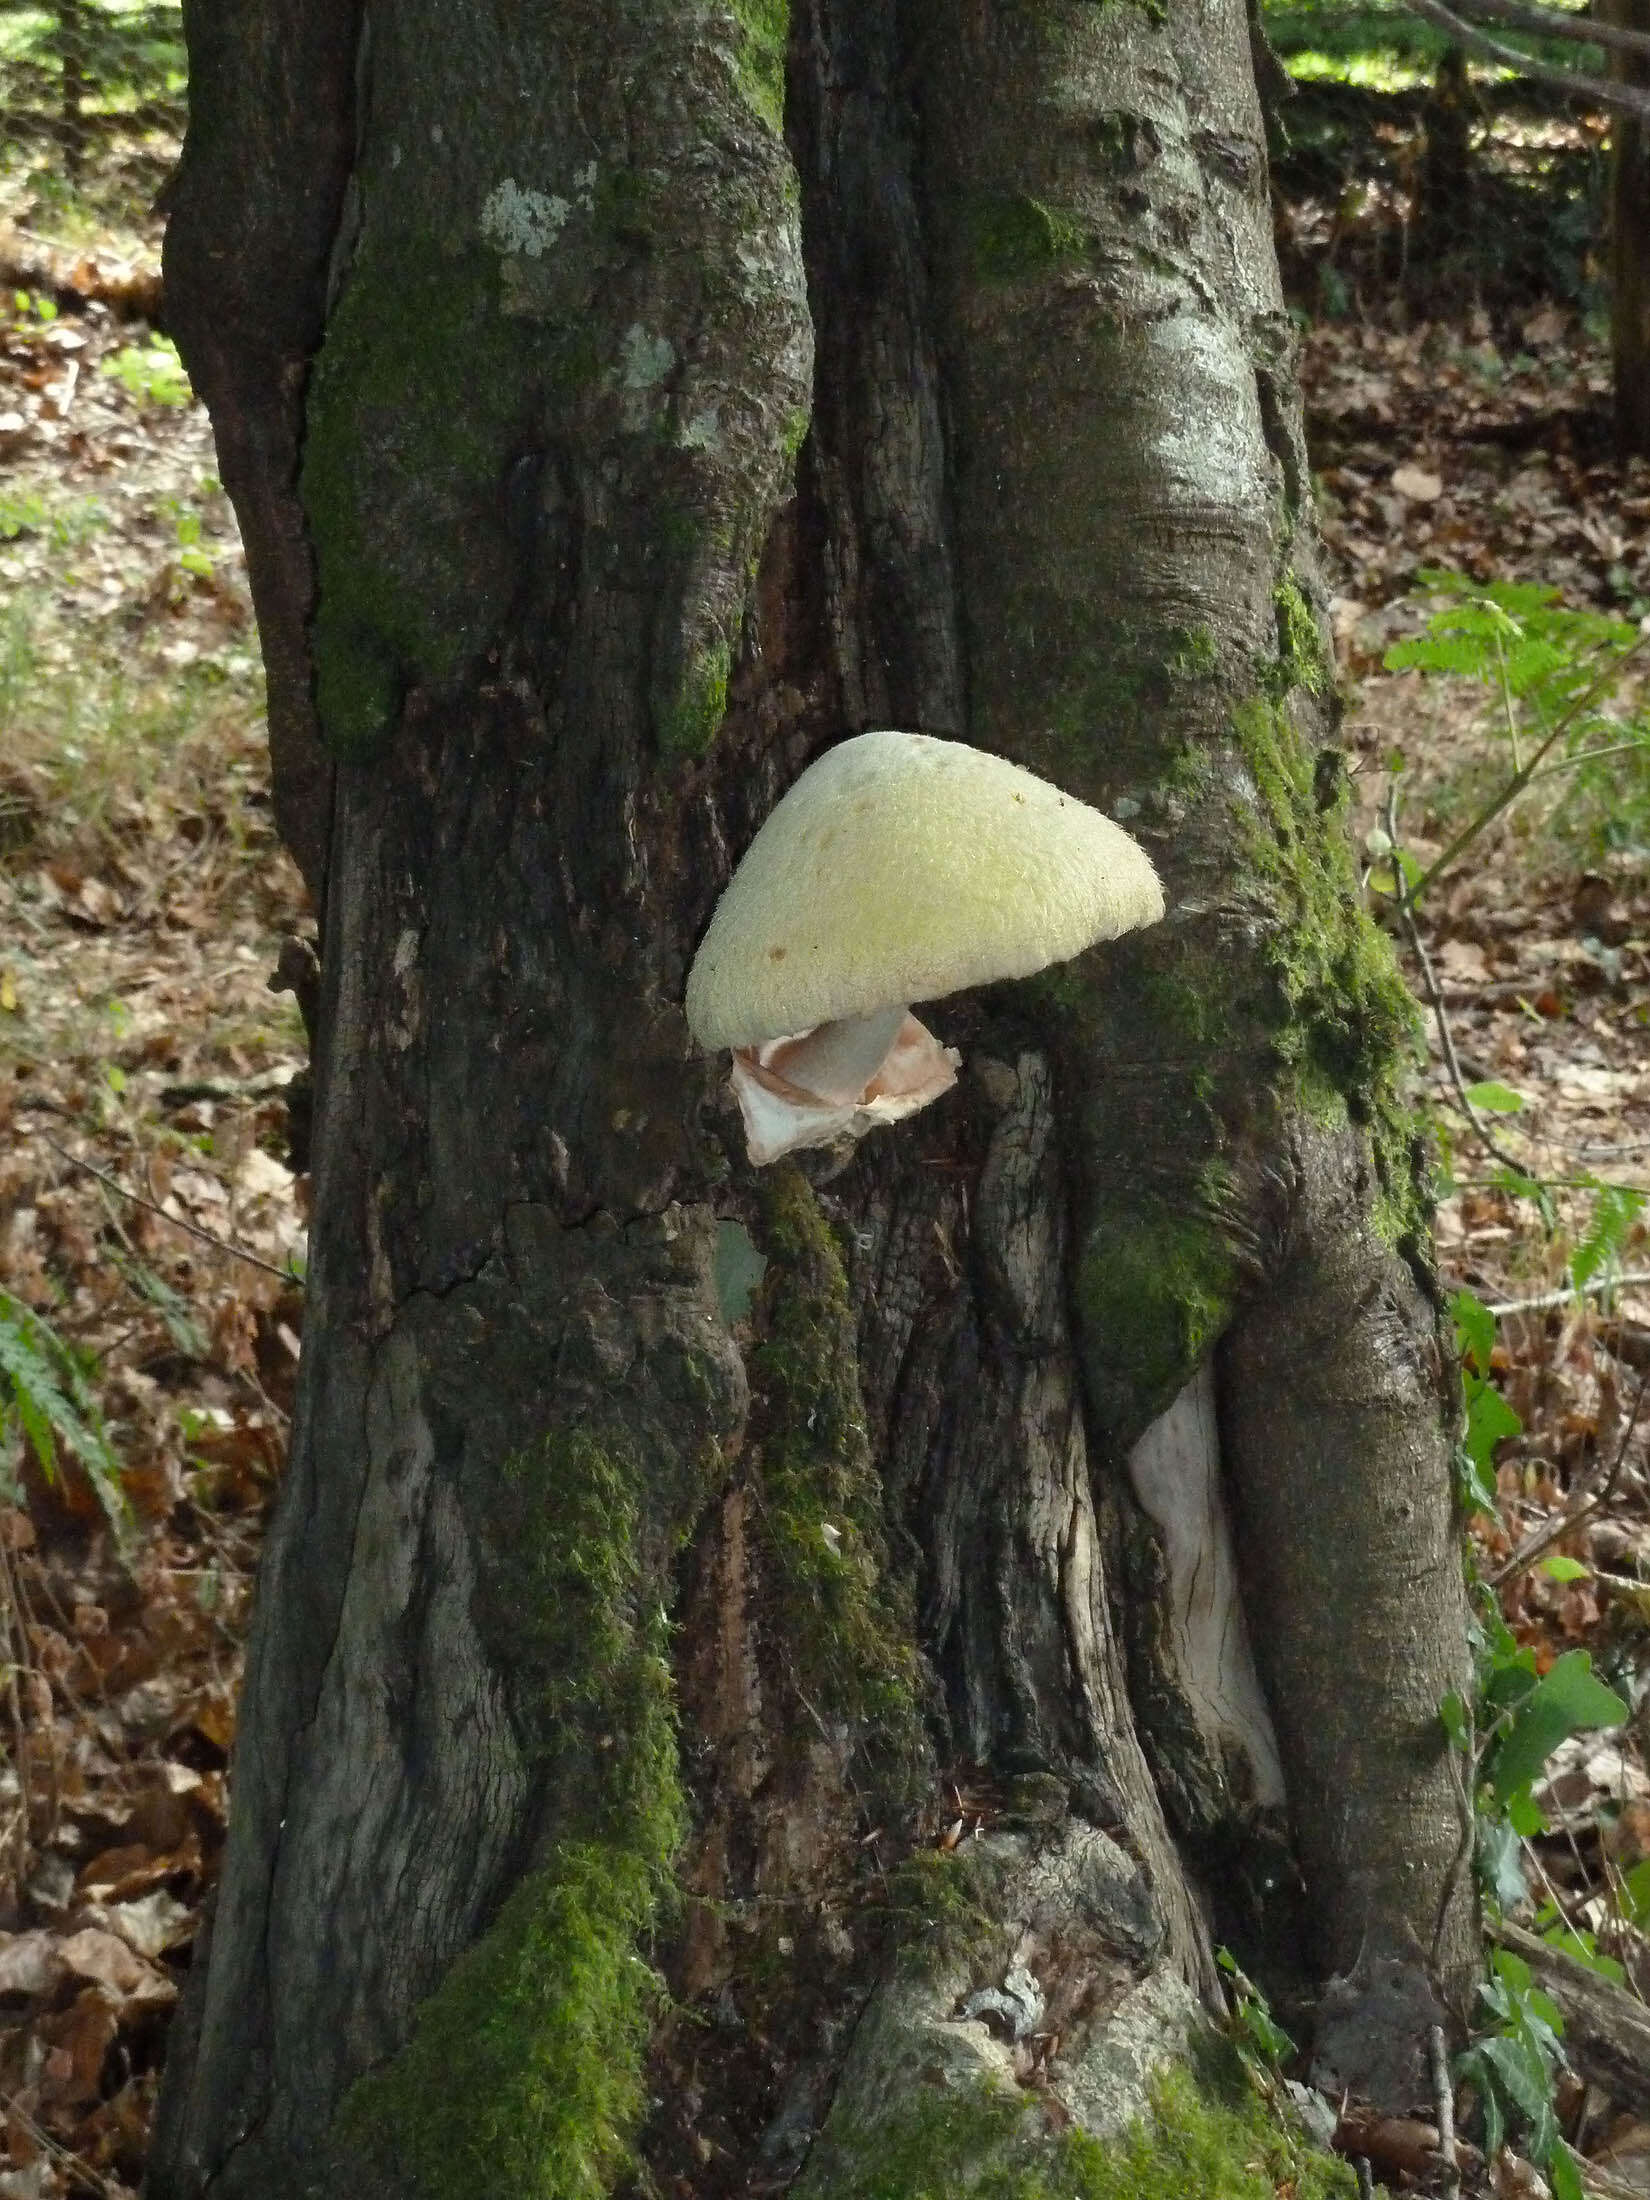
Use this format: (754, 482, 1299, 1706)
(0, 1528, 36, 1896)
(0, 2089, 130, 2199)
(1430, 2024, 1461, 2200)
(1494, 627, 1522, 774)
(35, 1131, 298, 1281)
(1488, 1362, 1650, 1588)
(1486, 1269, 1650, 1317)
(1384, 785, 1526, 1173)
(1405, 0, 1650, 118)
(1453, 0, 1650, 63)
(1525, 738, 1649, 784)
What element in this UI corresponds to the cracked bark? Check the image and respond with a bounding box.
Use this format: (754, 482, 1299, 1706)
(150, 0, 1475, 2190)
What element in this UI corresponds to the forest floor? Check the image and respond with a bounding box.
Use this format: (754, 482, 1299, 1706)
(2, 90, 1650, 2200)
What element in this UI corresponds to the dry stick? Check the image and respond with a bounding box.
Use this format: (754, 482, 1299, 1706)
(1430, 2024, 1461, 2200)
(0, 2090, 130, 2200)
(1454, 0, 1650, 61)
(0, 1529, 34, 1897)
(1385, 786, 1527, 1174)
(1488, 1269, 1650, 1317)
(35, 1131, 297, 1282)
(1488, 1361, 1650, 1587)
(1406, 0, 1650, 116)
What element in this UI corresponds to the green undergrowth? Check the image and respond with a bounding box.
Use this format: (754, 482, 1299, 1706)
(751, 1169, 925, 1789)
(336, 1429, 684, 2199)
(804, 2054, 1362, 2200)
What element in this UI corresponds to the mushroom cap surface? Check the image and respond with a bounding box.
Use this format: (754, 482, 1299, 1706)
(685, 730, 1164, 1050)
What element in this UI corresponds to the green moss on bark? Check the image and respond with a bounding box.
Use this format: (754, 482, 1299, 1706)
(1229, 692, 1429, 1252)
(965, 194, 1091, 284)
(1075, 1204, 1239, 1434)
(751, 1169, 925, 1782)
(335, 1430, 685, 2199)
(656, 635, 732, 761)
(301, 241, 535, 757)
(802, 2058, 1364, 2200)
(727, 0, 790, 131)
(1267, 576, 1334, 702)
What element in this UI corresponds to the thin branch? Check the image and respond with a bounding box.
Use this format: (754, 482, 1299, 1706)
(1409, 633, 1650, 906)
(1526, 738, 1649, 784)
(1384, 787, 1526, 1173)
(1429, 2024, 1461, 2200)
(1453, 0, 1650, 64)
(1487, 1362, 1650, 1587)
(1487, 1269, 1650, 1317)
(35, 1132, 299, 1282)
(1406, 0, 1650, 118)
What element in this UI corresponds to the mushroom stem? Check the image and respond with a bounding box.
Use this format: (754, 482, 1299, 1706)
(728, 1008, 961, 1166)
(763, 1005, 911, 1105)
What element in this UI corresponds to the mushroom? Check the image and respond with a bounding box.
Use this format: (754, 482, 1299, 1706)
(685, 731, 1165, 1166)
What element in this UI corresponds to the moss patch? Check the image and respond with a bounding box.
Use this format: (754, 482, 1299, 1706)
(965, 194, 1092, 285)
(1076, 1202, 1239, 1441)
(656, 634, 732, 762)
(301, 240, 535, 758)
(1229, 692, 1428, 1250)
(1267, 576, 1334, 702)
(880, 1847, 1004, 1969)
(804, 2056, 1364, 2200)
(750, 1169, 925, 1786)
(727, 0, 789, 132)
(336, 1430, 685, 2199)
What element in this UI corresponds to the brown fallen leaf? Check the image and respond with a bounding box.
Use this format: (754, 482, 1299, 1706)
(37, 1988, 121, 2106)
(0, 1930, 67, 2000)
(57, 1929, 173, 2007)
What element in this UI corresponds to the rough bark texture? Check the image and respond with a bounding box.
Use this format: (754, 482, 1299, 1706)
(1608, 0, 1650, 456)
(150, 0, 1476, 2192)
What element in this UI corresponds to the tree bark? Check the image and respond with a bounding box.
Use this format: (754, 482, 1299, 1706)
(150, 0, 1476, 2192)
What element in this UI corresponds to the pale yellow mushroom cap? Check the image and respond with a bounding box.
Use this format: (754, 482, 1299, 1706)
(685, 731, 1165, 1051)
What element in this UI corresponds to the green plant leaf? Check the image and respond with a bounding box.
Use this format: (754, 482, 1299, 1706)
(1620, 1857, 1650, 1928)
(1477, 1813, 1528, 1910)
(1506, 1791, 1545, 1838)
(1570, 1182, 1646, 1292)
(1463, 1079, 1526, 1114)
(1549, 2142, 1583, 2200)
(1451, 1287, 1496, 1374)
(1464, 1370, 1521, 1486)
(1440, 1691, 1471, 1752)
(1483, 1650, 1628, 1806)
(1538, 1555, 1589, 1583)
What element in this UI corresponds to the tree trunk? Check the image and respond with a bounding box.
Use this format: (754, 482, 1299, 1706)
(1608, 0, 1650, 456)
(149, 0, 1476, 2193)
